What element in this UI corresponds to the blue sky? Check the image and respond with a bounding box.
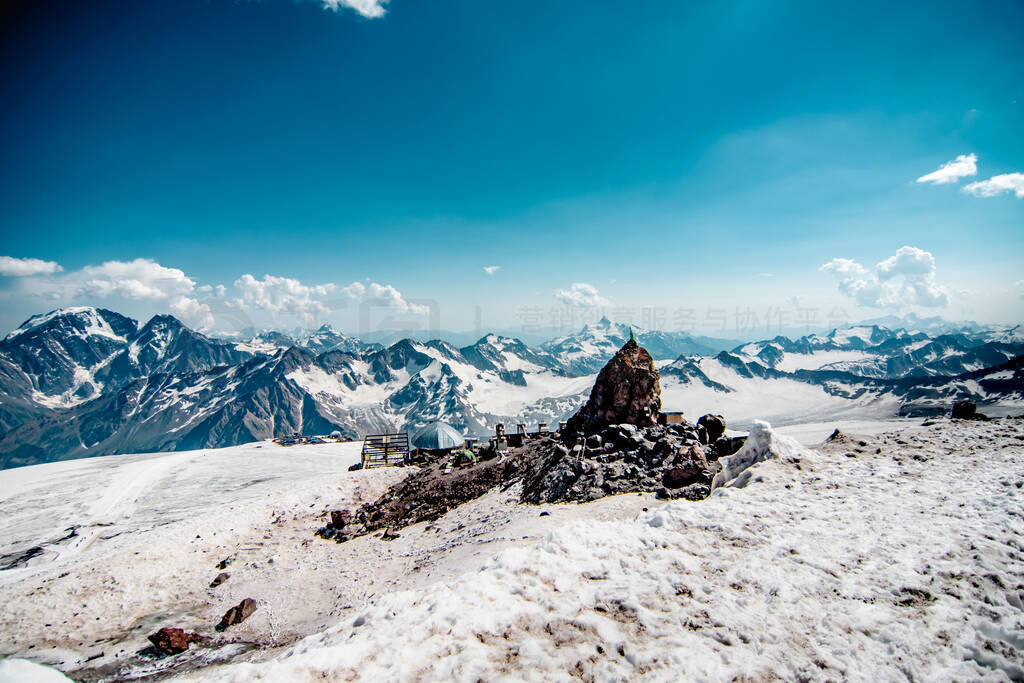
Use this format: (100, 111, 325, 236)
(0, 0, 1021, 339)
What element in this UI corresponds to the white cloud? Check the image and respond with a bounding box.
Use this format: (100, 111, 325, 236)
(820, 246, 950, 309)
(0, 256, 63, 277)
(876, 246, 936, 281)
(962, 172, 1024, 198)
(916, 153, 977, 185)
(321, 0, 388, 18)
(170, 297, 214, 330)
(819, 258, 867, 279)
(343, 281, 428, 314)
(483, 266, 501, 276)
(342, 282, 366, 299)
(554, 282, 609, 308)
(76, 259, 197, 301)
(230, 274, 337, 325)
(12, 258, 198, 303)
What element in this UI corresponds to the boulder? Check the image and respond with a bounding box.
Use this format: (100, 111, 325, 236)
(148, 627, 201, 655)
(712, 436, 745, 459)
(662, 444, 708, 488)
(564, 339, 661, 436)
(329, 510, 352, 529)
(951, 400, 977, 419)
(215, 598, 259, 632)
(697, 414, 726, 443)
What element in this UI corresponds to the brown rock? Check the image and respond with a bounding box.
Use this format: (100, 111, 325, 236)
(662, 444, 708, 488)
(209, 572, 230, 588)
(565, 338, 661, 436)
(148, 627, 201, 655)
(330, 510, 352, 529)
(215, 598, 259, 632)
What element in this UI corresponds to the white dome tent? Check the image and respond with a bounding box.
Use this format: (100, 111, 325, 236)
(410, 421, 465, 451)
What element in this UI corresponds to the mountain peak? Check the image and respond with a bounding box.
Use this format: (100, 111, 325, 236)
(4, 306, 137, 343)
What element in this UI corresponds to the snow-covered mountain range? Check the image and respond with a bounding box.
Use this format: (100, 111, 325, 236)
(1, 308, 1021, 468)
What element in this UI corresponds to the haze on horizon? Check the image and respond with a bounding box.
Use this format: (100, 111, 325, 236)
(1, 0, 1022, 340)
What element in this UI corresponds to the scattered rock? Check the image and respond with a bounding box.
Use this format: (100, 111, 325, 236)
(215, 598, 258, 632)
(215, 556, 233, 570)
(381, 528, 401, 541)
(209, 572, 230, 588)
(147, 627, 201, 655)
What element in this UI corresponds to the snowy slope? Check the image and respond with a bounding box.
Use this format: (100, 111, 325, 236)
(179, 419, 1024, 682)
(2, 419, 1022, 681)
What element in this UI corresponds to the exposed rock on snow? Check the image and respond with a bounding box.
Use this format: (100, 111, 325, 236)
(952, 399, 989, 420)
(148, 627, 202, 655)
(564, 338, 661, 436)
(215, 598, 259, 632)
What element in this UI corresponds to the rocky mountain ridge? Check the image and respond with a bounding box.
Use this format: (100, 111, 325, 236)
(0, 307, 1022, 468)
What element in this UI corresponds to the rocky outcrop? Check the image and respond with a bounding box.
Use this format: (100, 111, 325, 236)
(564, 338, 661, 436)
(952, 400, 989, 420)
(521, 422, 720, 504)
(147, 627, 201, 655)
(215, 598, 258, 632)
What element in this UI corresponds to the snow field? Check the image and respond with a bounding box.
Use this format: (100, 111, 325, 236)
(182, 419, 1024, 682)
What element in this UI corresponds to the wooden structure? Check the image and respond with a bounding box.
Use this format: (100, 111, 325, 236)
(361, 432, 410, 469)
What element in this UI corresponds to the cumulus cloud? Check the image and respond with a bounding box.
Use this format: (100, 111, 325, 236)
(483, 266, 501, 276)
(230, 274, 338, 325)
(916, 153, 977, 185)
(10, 258, 198, 304)
(554, 282, 610, 308)
(342, 281, 428, 314)
(962, 172, 1024, 198)
(321, 0, 388, 18)
(76, 259, 197, 301)
(3, 257, 223, 328)
(170, 297, 214, 330)
(0, 256, 63, 277)
(819, 258, 867, 279)
(819, 246, 950, 309)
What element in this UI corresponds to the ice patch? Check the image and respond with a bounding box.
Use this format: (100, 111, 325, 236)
(0, 658, 72, 682)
